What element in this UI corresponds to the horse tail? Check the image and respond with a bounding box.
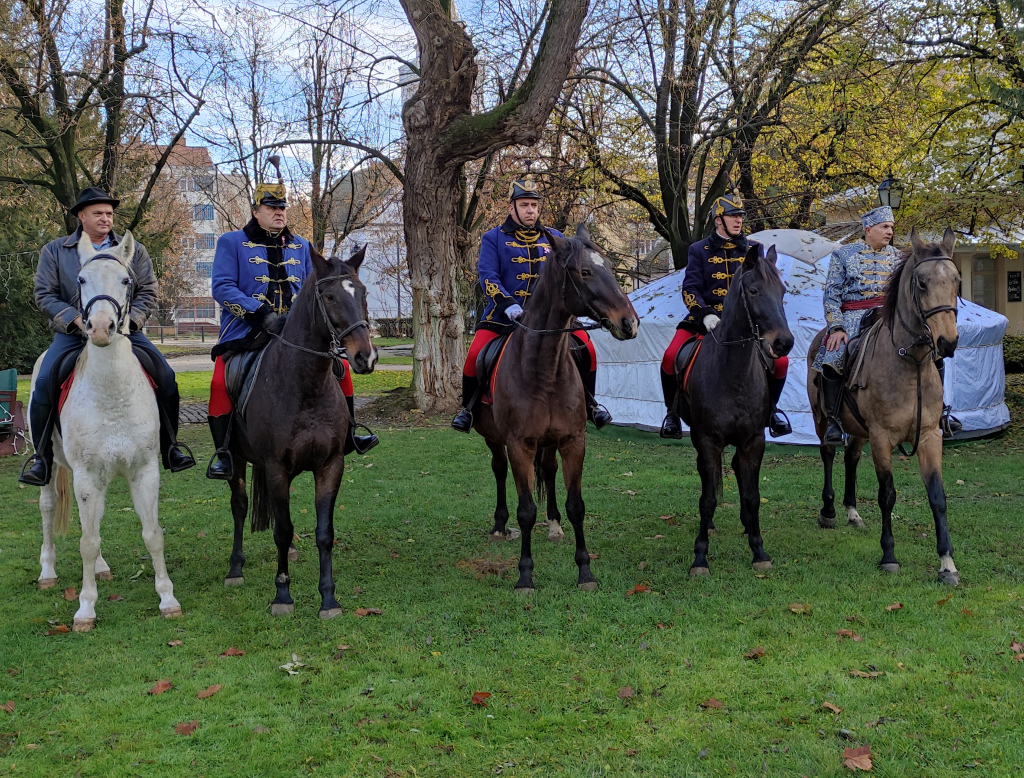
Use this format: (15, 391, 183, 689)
(249, 465, 274, 533)
(534, 450, 546, 503)
(53, 466, 72, 536)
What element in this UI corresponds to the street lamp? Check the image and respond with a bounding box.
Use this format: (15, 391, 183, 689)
(877, 174, 905, 211)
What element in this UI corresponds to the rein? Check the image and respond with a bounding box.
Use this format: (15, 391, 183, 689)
(79, 255, 134, 333)
(511, 243, 614, 335)
(269, 274, 368, 361)
(710, 275, 776, 373)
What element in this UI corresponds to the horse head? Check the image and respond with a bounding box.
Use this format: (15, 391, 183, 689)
(897, 228, 960, 359)
(730, 244, 794, 358)
(546, 224, 639, 340)
(309, 244, 378, 374)
(76, 231, 136, 347)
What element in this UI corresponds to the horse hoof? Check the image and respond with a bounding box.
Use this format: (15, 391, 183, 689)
(38, 578, 58, 590)
(880, 563, 900, 574)
(488, 532, 507, 542)
(287, 548, 299, 562)
(319, 608, 343, 620)
(72, 618, 95, 632)
(690, 567, 710, 577)
(270, 603, 295, 616)
(818, 513, 836, 529)
(515, 587, 535, 596)
(578, 581, 598, 592)
(161, 606, 182, 619)
(548, 532, 565, 543)
(938, 570, 960, 587)
(95, 570, 113, 581)
(224, 577, 244, 588)
(752, 560, 773, 572)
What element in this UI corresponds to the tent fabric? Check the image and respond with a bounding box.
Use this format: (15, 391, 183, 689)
(593, 229, 1010, 444)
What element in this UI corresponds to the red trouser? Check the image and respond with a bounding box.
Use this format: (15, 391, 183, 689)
(209, 354, 353, 416)
(661, 328, 788, 379)
(463, 329, 597, 376)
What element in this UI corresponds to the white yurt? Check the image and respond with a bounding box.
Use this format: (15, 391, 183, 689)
(593, 229, 1011, 444)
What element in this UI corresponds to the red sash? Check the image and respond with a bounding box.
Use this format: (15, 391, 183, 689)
(840, 296, 885, 312)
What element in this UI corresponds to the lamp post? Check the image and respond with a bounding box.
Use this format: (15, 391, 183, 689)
(877, 173, 905, 211)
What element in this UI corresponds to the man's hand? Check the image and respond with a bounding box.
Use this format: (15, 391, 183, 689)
(72, 315, 87, 333)
(825, 330, 848, 351)
(703, 314, 721, 332)
(506, 304, 524, 322)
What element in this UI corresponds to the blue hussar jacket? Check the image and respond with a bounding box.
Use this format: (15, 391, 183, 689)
(679, 231, 759, 332)
(477, 217, 564, 331)
(212, 221, 314, 343)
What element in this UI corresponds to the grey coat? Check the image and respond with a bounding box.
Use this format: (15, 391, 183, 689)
(34, 228, 158, 334)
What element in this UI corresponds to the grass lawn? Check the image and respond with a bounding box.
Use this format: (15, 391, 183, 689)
(372, 338, 414, 348)
(1, 421, 1023, 776)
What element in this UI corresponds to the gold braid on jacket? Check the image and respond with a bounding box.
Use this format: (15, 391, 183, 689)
(514, 228, 541, 247)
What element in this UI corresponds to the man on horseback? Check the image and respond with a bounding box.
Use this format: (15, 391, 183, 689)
(205, 161, 377, 479)
(451, 175, 612, 433)
(19, 187, 196, 486)
(659, 192, 792, 439)
(811, 205, 962, 444)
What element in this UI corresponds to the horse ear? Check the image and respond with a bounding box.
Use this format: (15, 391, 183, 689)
(545, 229, 568, 256)
(742, 243, 759, 270)
(764, 245, 778, 266)
(910, 227, 924, 253)
(78, 234, 96, 267)
(575, 223, 592, 243)
(941, 227, 957, 256)
(310, 245, 331, 277)
(116, 231, 135, 268)
(346, 244, 367, 273)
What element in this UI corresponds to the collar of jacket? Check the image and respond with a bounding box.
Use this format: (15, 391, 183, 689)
(708, 229, 747, 253)
(243, 217, 293, 247)
(62, 226, 123, 249)
(499, 215, 544, 238)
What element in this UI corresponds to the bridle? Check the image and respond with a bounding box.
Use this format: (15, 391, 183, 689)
(79, 254, 134, 333)
(710, 270, 780, 374)
(269, 273, 369, 361)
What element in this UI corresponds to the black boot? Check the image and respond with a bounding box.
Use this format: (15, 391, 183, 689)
(767, 374, 792, 438)
(935, 359, 962, 438)
(345, 395, 378, 455)
(18, 399, 56, 486)
(157, 390, 195, 472)
(659, 370, 683, 439)
(451, 375, 479, 433)
(206, 414, 234, 480)
(582, 368, 612, 429)
(822, 368, 846, 446)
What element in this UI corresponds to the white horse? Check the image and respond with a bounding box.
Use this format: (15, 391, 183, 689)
(32, 231, 180, 631)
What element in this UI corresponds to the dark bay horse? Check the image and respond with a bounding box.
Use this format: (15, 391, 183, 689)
(684, 245, 794, 576)
(220, 246, 378, 617)
(475, 225, 638, 592)
(807, 229, 961, 585)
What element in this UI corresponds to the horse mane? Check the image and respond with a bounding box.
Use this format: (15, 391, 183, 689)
(880, 256, 909, 328)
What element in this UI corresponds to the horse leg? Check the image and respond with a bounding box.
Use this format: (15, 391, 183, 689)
(542, 446, 564, 541)
(869, 432, 899, 573)
(70, 470, 107, 631)
(268, 468, 295, 615)
(736, 437, 772, 571)
(817, 443, 837, 529)
(690, 438, 722, 576)
(129, 461, 181, 618)
(94, 556, 112, 580)
(843, 438, 866, 527)
(508, 443, 538, 593)
(313, 457, 345, 619)
(918, 431, 958, 586)
(225, 464, 248, 586)
(38, 477, 59, 589)
(486, 439, 510, 540)
(731, 451, 750, 534)
(560, 437, 596, 590)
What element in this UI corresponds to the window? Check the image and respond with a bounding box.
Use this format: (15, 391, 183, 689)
(193, 204, 214, 221)
(195, 233, 215, 250)
(177, 297, 217, 319)
(195, 261, 214, 277)
(972, 255, 997, 311)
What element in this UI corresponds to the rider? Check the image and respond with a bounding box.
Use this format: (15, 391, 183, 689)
(205, 162, 377, 479)
(19, 186, 196, 486)
(812, 205, 962, 444)
(659, 192, 791, 439)
(450, 175, 612, 432)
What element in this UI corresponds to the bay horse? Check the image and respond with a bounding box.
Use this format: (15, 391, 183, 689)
(475, 224, 638, 592)
(807, 229, 961, 585)
(32, 232, 181, 631)
(219, 246, 377, 617)
(684, 244, 794, 576)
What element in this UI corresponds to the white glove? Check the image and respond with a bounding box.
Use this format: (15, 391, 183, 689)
(506, 304, 524, 321)
(703, 314, 721, 332)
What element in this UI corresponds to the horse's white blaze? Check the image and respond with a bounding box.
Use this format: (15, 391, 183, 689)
(939, 554, 958, 573)
(846, 506, 864, 526)
(342, 279, 357, 298)
(587, 250, 605, 268)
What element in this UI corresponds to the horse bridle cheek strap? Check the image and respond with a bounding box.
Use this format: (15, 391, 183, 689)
(79, 256, 134, 332)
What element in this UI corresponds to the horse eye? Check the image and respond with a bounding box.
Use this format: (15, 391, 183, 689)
(122, 278, 130, 286)
(325, 294, 334, 302)
(580, 268, 592, 277)
(78, 277, 85, 284)
(749, 288, 759, 296)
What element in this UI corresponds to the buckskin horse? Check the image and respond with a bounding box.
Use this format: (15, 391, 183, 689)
(474, 225, 638, 593)
(32, 232, 181, 631)
(680, 244, 794, 577)
(807, 229, 961, 585)
(217, 246, 377, 617)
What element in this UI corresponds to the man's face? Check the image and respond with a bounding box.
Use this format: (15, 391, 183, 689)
(254, 204, 287, 232)
(865, 221, 894, 248)
(717, 213, 743, 237)
(510, 198, 540, 228)
(78, 204, 114, 241)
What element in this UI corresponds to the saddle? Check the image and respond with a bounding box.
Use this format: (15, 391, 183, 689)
(671, 336, 705, 425)
(54, 344, 158, 424)
(223, 346, 268, 419)
(477, 334, 510, 405)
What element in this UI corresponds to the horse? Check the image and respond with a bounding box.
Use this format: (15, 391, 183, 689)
(218, 245, 377, 617)
(474, 224, 639, 593)
(683, 244, 794, 577)
(807, 229, 961, 585)
(33, 232, 181, 631)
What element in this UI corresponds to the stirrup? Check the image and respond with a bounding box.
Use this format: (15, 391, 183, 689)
(206, 449, 234, 480)
(824, 419, 846, 446)
(588, 403, 612, 430)
(660, 412, 684, 440)
(451, 407, 474, 433)
(940, 406, 962, 439)
(18, 454, 51, 487)
(167, 441, 196, 473)
(768, 410, 792, 438)
(351, 423, 379, 455)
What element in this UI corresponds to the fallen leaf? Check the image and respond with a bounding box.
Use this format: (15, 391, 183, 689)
(821, 701, 842, 714)
(1011, 640, 1023, 653)
(849, 669, 884, 679)
(789, 603, 812, 615)
(588, 553, 599, 560)
(197, 685, 221, 699)
(471, 691, 491, 706)
(936, 593, 954, 606)
(637, 561, 648, 571)
(167, 640, 183, 647)
(370, 753, 382, 762)
(253, 725, 270, 733)
(279, 655, 307, 675)
(836, 629, 864, 642)
(149, 679, 173, 695)
(353, 586, 365, 595)
(63, 586, 77, 601)
(196, 532, 206, 537)
(624, 490, 637, 497)
(1013, 653, 1024, 663)
(353, 608, 382, 617)
(843, 744, 872, 771)
(174, 720, 198, 736)
(885, 602, 902, 612)
(625, 584, 651, 597)
(1, 701, 13, 714)
(625, 749, 637, 756)
(108, 594, 124, 602)
(44, 625, 69, 635)
(220, 647, 245, 656)
(700, 698, 724, 709)
(617, 686, 635, 699)
(960, 608, 974, 617)
(743, 646, 766, 660)
(337, 644, 351, 651)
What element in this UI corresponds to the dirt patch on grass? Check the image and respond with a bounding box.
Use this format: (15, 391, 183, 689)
(362, 386, 450, 428)
(455, 556, 519, 580)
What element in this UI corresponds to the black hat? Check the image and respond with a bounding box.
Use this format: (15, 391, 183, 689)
(509, 174, 542, 202)
(713, 191, 745, 217)
(70, 186, 120, 216)
(254, 155, 288, 208)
